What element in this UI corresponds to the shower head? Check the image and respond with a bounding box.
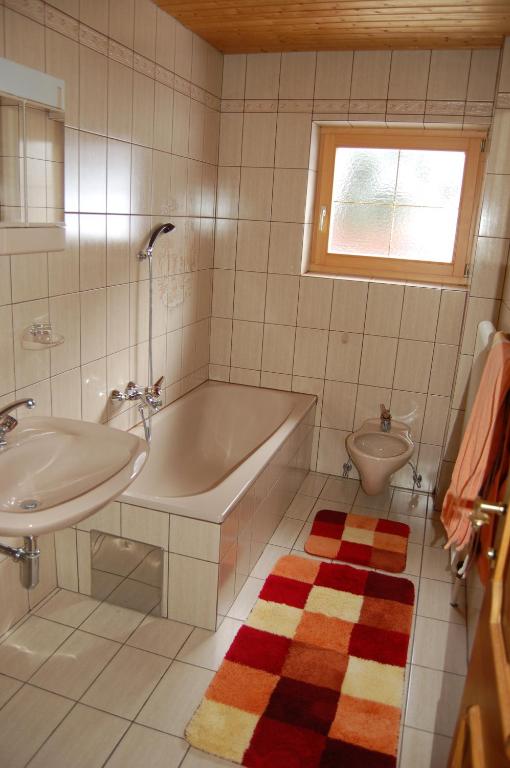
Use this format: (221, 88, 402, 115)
(146, 222, 175, 254)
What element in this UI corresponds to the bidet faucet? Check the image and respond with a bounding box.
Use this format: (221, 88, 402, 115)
(0, 398, 36, 446)
(380, 404, 392, 432)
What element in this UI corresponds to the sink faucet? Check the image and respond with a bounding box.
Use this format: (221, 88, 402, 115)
(0, 398, 36, 447)
(380, 403, 392, 432)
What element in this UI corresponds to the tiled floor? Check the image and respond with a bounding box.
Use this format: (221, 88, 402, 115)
(0, 473, 466, 768)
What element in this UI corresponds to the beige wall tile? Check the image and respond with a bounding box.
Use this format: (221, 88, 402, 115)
(461, 296, 500, 354)
(122, 504, 169, 549)
(239, 167, 273, 220)
(467, 49, 500, 101)
(107, 60, 133, 143)
(231, 320, 263, 369)
(222, 54, 247, 99)
(429, 344, 458, 396)
(219, 113, 243, 166)
(322, 379, 357, 430)
(170, 517, 220, 562)
(330, 279, 368, 332)
(400, 286, 441, 342)
(134, 0, 156, 59)
(268, 222, 304, 275)
(168, 555, 218, 629)
(427, 50, 471, 100)
(297, 276, 333, 329)
(359, 334, 398, 388)
(245, 53, 281, 99)
(436, 290, 466, 345)
(390, 389, 426, 440)
(133, 72, 155, 149)
(79, 132, 107, 213)
(156, 7, 175, 70)
(488, 110, 510, 175)
(388, 50, 430, 100)
(314, 51, 353, 100)
(212, 269, 234, 318)
(271, 168, 308, 223)
(293, 327, 328, 378)
(422, 395, 450, 445)
(5, 8, 44, 70)
(10, 252, 48, 303)
(233, 271, 267, 322)
(326, 331, 363, 383)
(479, 174, 510, 238)
(265, 274, 299, 325)
(236, 220, 270, 272)
(394, 339, 434, 393)
(316, 426, 351, 475)
(79, 46, 107, 134)
(109, 0, 134, 48)
(12, 298, 50, 389)
(351, 51, 391, 100)
(261, 323, 296, 374)
(242, 113, 276, 167)
(279, 52, 316, 99)
(470, 236, 508, 298)
(275, 114, 312, 169)
(45, 29, 79, 128)
(364, 282, 403, 337)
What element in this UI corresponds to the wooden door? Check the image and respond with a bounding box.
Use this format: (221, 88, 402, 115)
(449, 485, 510, 767)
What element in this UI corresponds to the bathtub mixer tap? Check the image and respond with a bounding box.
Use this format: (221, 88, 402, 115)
(111, 376, 164, 410)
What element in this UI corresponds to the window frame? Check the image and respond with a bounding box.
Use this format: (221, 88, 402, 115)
(309, 126, 486, 286)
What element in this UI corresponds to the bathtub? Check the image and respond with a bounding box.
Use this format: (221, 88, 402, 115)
(120, 380, 316, 523)
(57, 381, 316, 630)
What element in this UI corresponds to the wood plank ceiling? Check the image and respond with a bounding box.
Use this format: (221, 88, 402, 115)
(155, 0, 510, 52)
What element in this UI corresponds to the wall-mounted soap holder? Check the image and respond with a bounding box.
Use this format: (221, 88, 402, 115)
(22, 322, 64, 350)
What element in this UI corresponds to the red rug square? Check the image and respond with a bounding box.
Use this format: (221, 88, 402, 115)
(186, 554, 415, 768)
(306, 509, 410, 573)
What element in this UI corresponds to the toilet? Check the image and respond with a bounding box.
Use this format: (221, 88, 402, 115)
(346, 418, 414, 496)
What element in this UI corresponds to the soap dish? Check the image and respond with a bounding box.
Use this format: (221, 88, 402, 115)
(22, 322, 64, 349)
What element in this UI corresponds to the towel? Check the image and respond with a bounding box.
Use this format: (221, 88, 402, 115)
(441, 333, 510, 563)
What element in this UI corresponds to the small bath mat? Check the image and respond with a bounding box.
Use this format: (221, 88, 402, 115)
(186, 554, 414, 768)
(305, 509, 410, 573)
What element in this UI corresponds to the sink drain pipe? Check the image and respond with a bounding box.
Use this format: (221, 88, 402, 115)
(0, 536, 40, 589)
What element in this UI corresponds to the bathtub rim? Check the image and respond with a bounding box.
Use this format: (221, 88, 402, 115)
(119, 381, 316, 524)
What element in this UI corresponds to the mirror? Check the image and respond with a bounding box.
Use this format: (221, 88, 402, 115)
(0, 95, 64, 226)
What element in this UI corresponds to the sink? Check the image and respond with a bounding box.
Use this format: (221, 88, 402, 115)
(0, 417, 148, 537)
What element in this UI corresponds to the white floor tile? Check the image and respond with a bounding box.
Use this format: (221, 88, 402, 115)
(354, 485, 393, 511)
(400, 727, 452, 768)
(417, 579, 466, 625)
(81, 645, 170, 720)
(269, 517, 305, 548)
(292, 522, 313, 551)
(424, 518, 447, 548)
(127, 615, 193, 658)
(421, 547, 455, 583)
(35, 590, 100, 628)
(388, 513, 425, 544)
(250, 545, 290, 580)
(405, 665, 465, 737)
(181, 746, 238, 766)
(320, 477, 359, 504)
(104, 723, 188, 768)
(309, 498, 351, 519)
(176, 618, 242, 671)
(136, 661, 215, 737)
(28, 704, 129, 768)
(0, 616, 73, 681)
(227, 577, 263, 621)
(403, 543, 423, 577)
(284, 494, 316, 520)
(391, 490, 428, 518)
(298, 472, 328, 496)
(350, 505, 388, 520)
(80, 601, 146, 642)
(412, 616, 467, 675)
(0, 673, 21, 709)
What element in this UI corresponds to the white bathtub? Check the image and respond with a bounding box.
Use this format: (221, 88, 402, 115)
(120, 380, 316, 523)
(56, 381, 316, 630)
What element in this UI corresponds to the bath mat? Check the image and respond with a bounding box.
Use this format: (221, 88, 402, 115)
(305, 509, 410, 573)
(186, 554, 414, 767)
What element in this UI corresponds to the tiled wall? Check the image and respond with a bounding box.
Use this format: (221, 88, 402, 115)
(436, 37, 510, 505)
(0, 0, 222, 633)
(210, 48, 502, 493)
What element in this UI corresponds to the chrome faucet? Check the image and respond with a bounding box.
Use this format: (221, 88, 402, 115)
(0, 398, 36, 446)
(380, 403, 392, 432)
(111, 377, 164, 411)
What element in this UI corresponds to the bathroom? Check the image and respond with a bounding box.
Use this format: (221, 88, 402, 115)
(0, 0, 509, 765)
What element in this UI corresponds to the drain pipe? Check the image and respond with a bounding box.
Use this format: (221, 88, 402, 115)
(0, 536, 40, 589)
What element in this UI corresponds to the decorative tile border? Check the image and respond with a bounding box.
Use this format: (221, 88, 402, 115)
(109, 39, 133, 68)
(79, 23, 108, 55)
(5, 0, 44, 23)
(45, 3, 78, 39)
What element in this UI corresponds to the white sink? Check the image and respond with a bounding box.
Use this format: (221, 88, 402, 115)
(0, 417, 148, 537)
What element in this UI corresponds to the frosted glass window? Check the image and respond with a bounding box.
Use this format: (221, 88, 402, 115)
(328, 146, 466, 263)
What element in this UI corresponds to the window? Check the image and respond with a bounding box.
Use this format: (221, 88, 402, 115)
(310, 127, 486, 285)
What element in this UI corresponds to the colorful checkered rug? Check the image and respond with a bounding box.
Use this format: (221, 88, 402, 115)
(305, 509, 410, 573)
(186, 554, 414, 767)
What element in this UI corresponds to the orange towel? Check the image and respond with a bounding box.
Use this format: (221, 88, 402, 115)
(441, 334, 510, 556)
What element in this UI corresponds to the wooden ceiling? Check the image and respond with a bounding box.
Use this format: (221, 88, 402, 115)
(155, 0, 510, 53)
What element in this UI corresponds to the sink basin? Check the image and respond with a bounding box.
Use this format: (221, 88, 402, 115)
(0, 417, 148, 537)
